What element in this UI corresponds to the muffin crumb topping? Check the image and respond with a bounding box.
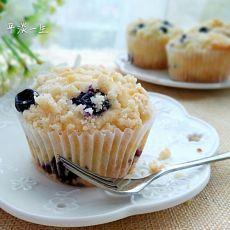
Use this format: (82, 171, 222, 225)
(169, 19, 230, 51)
(22, 66, 152, 133)
(127, 18, 181, 38)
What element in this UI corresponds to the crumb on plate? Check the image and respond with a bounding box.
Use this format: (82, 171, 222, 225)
(188, 133, 202, 142)
(149, 160, 165, 174)
(197, 148, 203, 153)
(158, 148, 171, 160)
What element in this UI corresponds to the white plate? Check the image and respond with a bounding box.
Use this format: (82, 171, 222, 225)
(0, 93, 219, 227)
(116, 54, 230, 90)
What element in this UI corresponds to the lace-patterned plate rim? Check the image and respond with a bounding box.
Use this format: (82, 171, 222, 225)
(115, 53, 230, 90)
(0, 169, 211, 227)
(0, 93, 219, 227)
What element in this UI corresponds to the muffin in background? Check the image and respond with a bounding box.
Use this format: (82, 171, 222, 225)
(167, 19, 230, 83)
(15, 66, 154, 186)
(126, 18, 181, 69)
(189, 19, 230, 37)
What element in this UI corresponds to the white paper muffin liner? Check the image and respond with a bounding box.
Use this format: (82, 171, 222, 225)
(18, 114, 154, 184)
(166, 45, 230, 83)
(127, 36, 168, 69)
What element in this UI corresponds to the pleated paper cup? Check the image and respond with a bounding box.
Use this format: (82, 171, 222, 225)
(127, 35, 168, 69)
(18, 114, 154, 186)
(166, 45, 230, 83)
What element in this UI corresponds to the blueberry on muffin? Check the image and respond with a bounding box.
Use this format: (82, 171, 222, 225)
(15, 89, 39, 113)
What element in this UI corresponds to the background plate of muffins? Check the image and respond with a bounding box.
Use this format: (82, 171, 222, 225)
(0, 66, 219, 227)
(116, 19, 230, 89)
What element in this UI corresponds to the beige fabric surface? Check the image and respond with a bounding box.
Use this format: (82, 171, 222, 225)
(0, 51, 230, 229)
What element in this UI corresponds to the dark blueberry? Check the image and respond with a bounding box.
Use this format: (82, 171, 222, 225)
(163, 20, 172, 27)
(39, 157, 85, 185)
(128, 54, 134, 64)
(52, 156, 78, 184)
(42, 163, 52, 174)
(45, 164, 52, 174)
(130, 23, 145, 35)
(72, 91, 94, 108)
(56, 157, 68, 182)
(180, 34, 187, 43)
(15, 89, 38, 113)
(137, 23, 145, 29)
(199, 26, 209, 33)
(42, 164, 46, 171)
(51, 157, 58, 175)
(88, 84, 94, 92)
(135, 148, 142, 157)
(159, 26, 168, 34)
(99, 98, 110, 115)
(72, 87, 110, 116)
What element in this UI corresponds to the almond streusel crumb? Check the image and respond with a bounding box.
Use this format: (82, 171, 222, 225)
(149, 160, 164, 174)
(158, 148, 171, 160)
(23, 65, 153, 133)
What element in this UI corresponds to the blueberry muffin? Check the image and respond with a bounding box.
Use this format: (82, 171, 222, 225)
(166, 19, 230, 83)
(15, 66, 154, 186)
(126, 19, 181, 69)
(190, 19, 230, 37)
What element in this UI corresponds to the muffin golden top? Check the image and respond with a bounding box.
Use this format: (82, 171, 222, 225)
(168, 19, 230, 51)
(21, 66, 153, 133)
(190, 19, 230, 37)
(127, 18, 181, 41)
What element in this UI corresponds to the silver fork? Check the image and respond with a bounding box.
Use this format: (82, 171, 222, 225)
(58, 152, 230, 194)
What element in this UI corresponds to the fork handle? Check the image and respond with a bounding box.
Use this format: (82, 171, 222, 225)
(161, 151, 230, 176)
